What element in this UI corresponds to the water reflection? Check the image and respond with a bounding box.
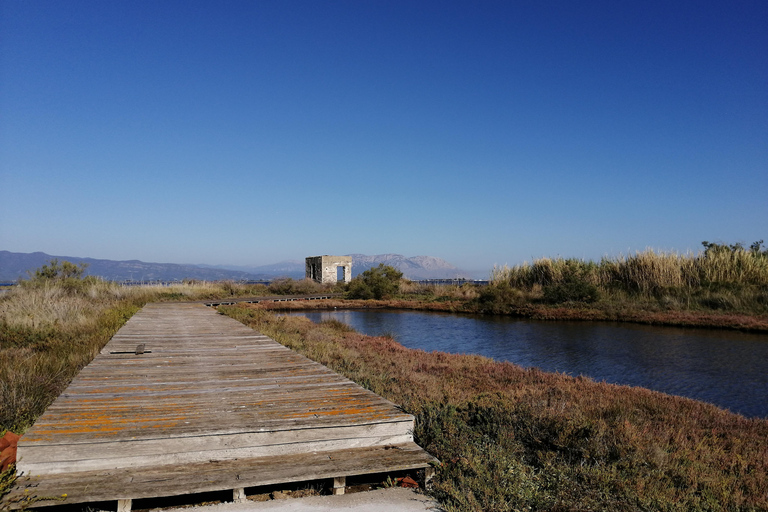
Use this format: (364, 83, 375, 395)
(289, 310, 768, 419)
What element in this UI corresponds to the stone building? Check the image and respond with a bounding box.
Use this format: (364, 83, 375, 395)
(305, 255, 352, 284)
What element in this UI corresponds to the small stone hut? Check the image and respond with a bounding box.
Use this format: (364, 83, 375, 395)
(305, 255, 352, 284)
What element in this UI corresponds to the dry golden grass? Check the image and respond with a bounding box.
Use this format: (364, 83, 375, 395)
(0, 283, 95, 330)
(1, 281, 147, 433)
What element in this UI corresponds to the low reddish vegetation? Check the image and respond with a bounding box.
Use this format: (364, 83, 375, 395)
(221, 304, 768, 511)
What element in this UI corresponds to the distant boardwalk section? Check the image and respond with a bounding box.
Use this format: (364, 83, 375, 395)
(10, 303, 435, 510)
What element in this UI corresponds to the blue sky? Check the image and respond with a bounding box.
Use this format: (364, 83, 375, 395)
(1, 0, 766, 275)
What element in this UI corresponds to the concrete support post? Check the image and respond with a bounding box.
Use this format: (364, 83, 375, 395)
(233, 488, 246, 503)
(333, 476, 346, 495)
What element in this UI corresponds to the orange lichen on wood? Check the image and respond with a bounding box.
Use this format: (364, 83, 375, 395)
(1, 431, 20, 471)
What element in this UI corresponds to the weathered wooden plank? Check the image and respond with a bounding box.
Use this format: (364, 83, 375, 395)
(20, 420, 415, 473)
(25, 394, 408, 434)
(25, 399, 408, 432)
(9, 443, 437, 508)
(62, 372, 351, 391)
(27, 397, 407, 425)
(36, 400, 403, 423)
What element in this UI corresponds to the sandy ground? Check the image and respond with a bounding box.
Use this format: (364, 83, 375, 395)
(155, 488, 441, 512)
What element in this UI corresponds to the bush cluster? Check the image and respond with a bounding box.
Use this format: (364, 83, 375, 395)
(266, 278, 328, 295)
(346, 264, 403, 300)
(541, 278, 600, 304)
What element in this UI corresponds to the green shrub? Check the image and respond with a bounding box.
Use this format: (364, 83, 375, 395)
(267, 278, 325, 295)
(475, 283, 524, 314)
(25, 259, 88, 281)
(542, 279, 600, 304)
(346, 264, 403, 300)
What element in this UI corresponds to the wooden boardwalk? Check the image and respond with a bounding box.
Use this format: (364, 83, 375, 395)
(9, 303, 436, 510)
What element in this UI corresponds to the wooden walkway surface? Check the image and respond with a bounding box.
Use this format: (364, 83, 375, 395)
(9, 303, 436, 510)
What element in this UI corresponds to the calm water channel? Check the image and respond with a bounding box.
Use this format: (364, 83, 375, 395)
(290, 310, 768, 419)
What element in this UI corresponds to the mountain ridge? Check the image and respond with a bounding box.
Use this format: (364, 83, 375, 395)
(0, 251, 472, 282)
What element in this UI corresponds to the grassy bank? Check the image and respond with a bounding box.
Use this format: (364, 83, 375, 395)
(221, 304, 768, 511)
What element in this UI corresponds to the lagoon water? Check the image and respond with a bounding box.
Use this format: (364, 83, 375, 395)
(290, 310, 768, 419)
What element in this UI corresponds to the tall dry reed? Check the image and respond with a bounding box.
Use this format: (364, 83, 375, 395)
(491, 247, 768, 293)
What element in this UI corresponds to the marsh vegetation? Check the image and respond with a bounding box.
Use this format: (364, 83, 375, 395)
(480, 242, 768, 315)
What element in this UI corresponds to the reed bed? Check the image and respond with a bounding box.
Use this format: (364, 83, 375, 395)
(492, 247, 768, 291)
(483, 246, 768, 316)
(221, 305, 768, 512)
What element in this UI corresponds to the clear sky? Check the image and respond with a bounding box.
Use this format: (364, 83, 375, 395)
(1, 0, 766, 275)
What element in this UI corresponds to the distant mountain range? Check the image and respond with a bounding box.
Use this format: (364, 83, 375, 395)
(348, 254, 469, 279)
(0, 251, 264, 282)
(0, 251, 472, 282)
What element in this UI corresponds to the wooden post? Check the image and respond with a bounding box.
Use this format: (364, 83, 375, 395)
(233, 488, 246, 503)
(332, 476, 346, 495)
(117, 499, 132, 512)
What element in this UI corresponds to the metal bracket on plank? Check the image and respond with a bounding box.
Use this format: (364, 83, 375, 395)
(110, 344, 151, 355)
